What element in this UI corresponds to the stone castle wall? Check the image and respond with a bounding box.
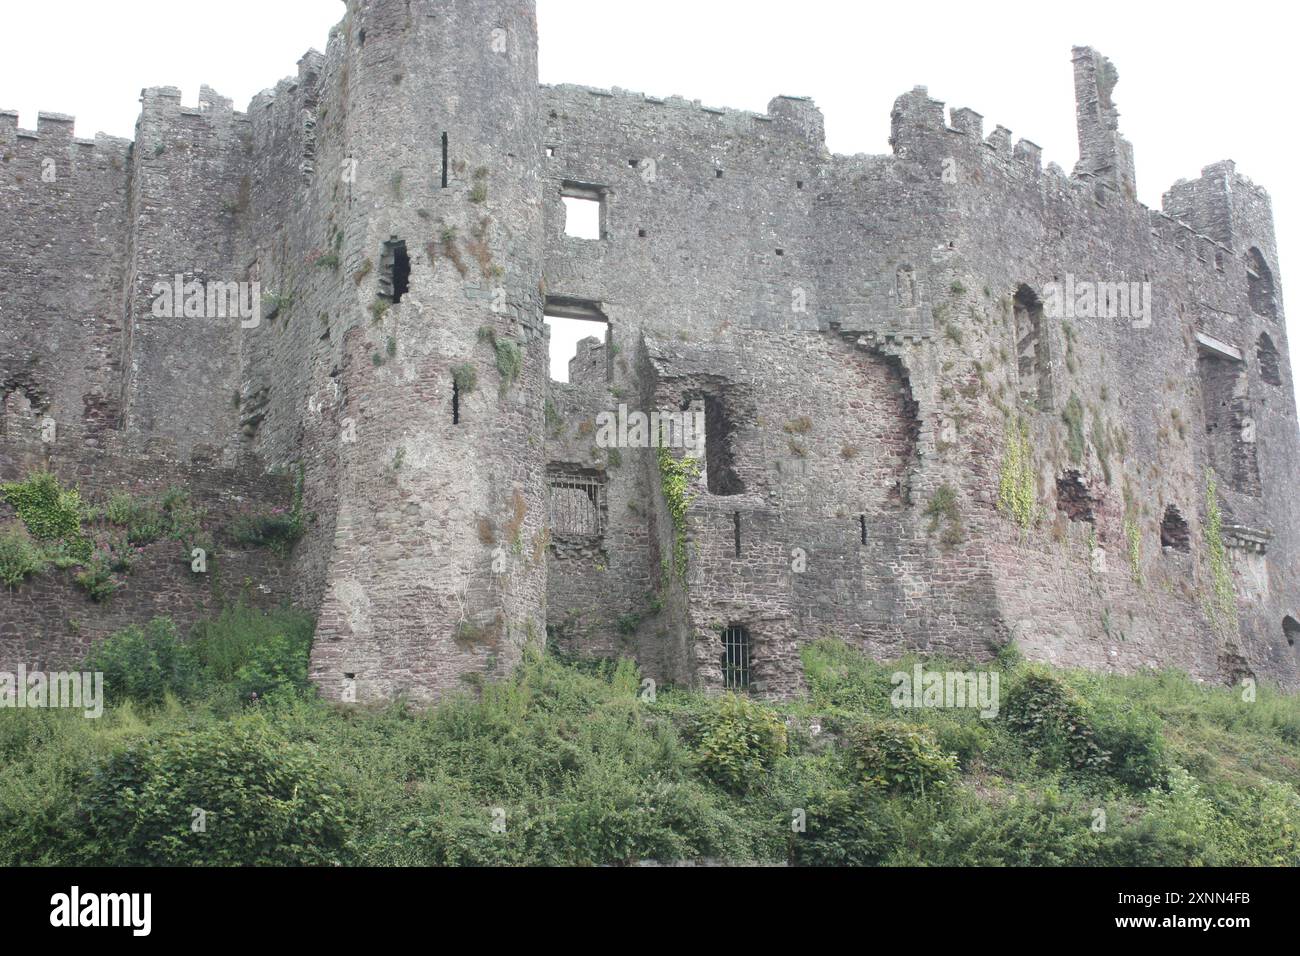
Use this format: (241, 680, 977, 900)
(2, 0, 1297, 697)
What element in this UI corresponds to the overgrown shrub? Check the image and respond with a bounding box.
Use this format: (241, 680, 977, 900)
(3, 612, 1299, 868)
(233, 632, 312, 701)
(76, 719, 350, 866)
(226, 511, 302, 553)
(849, 720, 958, 796)
(0, 523, 48, 586)
(85, 618, 200, 707)
(1004, 667, 1109, 774)
(685, 693, 788, 791)
(190, 603, 316, 697)
(103, 487, 203, 548)
(73, 554, 119, 604)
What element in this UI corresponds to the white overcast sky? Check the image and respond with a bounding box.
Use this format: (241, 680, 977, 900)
(2, 0, 1296, 391)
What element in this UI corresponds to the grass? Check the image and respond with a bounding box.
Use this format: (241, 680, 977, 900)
(1, 621, 1297, 867)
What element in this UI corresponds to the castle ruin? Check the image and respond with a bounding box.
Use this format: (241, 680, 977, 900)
(3, 0, 1298, 700)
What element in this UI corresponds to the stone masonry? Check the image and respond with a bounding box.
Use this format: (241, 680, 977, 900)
(2, 0, 1297, 701)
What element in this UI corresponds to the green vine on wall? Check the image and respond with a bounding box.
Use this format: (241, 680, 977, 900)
(0, 473, 91, 560)
(1123, 515, 1142, 586)
(997, 420, 1037, 533)
(1203, 469, 1237, 631)
(657, 448, 701, 586)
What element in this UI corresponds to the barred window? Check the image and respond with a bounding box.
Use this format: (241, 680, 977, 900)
(549, 475, 603, 537)
(722, 625, 751, 691)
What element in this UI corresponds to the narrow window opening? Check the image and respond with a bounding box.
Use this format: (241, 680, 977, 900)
(452, 378, 460, 425)
(1014, 284, 1052, 411)
(721, 625, 751, 691)
(715, 168, 724, 178)
(1257, 333, 1281, 386)
(378, 239, 410, 303)
(796, 180, 804, 189)
(1160, 505, 1191, 552)
(703, 393, 743, 496)
(860, 515, 867, 545)
(358, 29, 366, 47)
(733, 512, 741, 557)
(1198, 349, 1261, 497)
(561, 181, 605, 240)
(440, 132, 449, 189)
(1246, 248, 1277, 319)
(1284, 616, 1300, 647)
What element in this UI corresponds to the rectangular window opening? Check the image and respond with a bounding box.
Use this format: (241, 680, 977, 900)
(704, 394, 743, 496)
(722, 625, 751, 691)
(441, 133, 449, 188)
(549, 473, 605, 537)
(379, 239, 410, 303)
(545, 297, 609, 384)
(561, 181, 606, 240)
(860, 514, 867, 545)
(1013, 285, 1052, 411)
(1198, 349, 1260, 497)
(733, 512, 741, 557)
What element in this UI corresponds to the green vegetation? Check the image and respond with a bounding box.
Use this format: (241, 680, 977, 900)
(0, 524, 48, 586)
(657, 448, 701, 586)
(3, 627, 1297, 866)
(1, 476, 203, 599)
(1124, 515, 1143, 586)
(1, 472, 90, 559)
(1203, 469, 1237, 630)
(1062, 393, 1086, 464)
(452, 363, 478, 395)
(997, 420, 1037, 532)
(923, 483, 964, 549)
(477, 327, 524, 394)
(226, 468, 306, 557)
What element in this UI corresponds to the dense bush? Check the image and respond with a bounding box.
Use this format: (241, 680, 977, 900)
(85, 619, 199, 707)
(190, 603, 316, 701)
(683, 692, 788, 792)
(76, 718, 350, 866)
(1004, 667, 1110, 774)
(849, 720, 958, 797)
(0, 523, 48, 586)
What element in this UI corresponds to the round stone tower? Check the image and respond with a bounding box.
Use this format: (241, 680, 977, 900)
(310, 0, 548, 702)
